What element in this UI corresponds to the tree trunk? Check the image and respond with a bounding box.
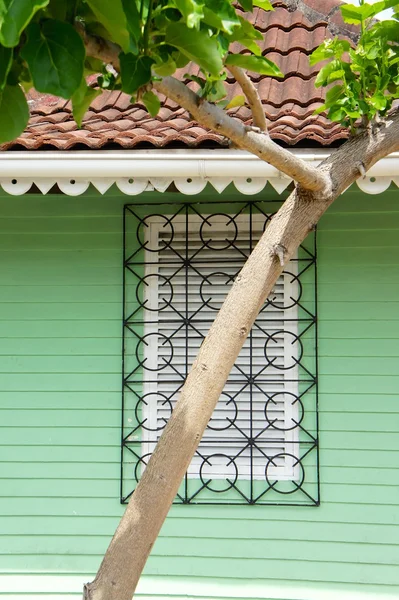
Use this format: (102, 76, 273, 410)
(79, 62, 399, 600)
(83, 76, 399, 600)
(84, 182, 330, 600)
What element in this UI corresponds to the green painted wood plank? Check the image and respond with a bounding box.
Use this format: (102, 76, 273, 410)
(0, 478, 398, 504)
(0, 250, 121, 268)
(0, 321, 120, 338)
(0, 188, 398, 595)
(0, 216, 123, 233)
(0, 374, 120, 392)
(0, 267, 121, 285)
(319, 375, 399, 394)
(1, 462, 395, 487)
(2, 535, 399, 567)
(318, 230, 399, 247)
(0, 392, 120, 409)
(318, 339, 399, 356)
(318, 265, 399, 283)
(0, 286, 122, 303)
(318, 302, 399, 320)
(325, 190, 399, 213)
(0, 356, 121, 373)
(319, 212, 399, 230)
(0, 338, 122, 355)
(0, 233, 122, 250)
(319, 356, 399, 375)
(0, 445, 121, 463)
(0, 426, 120, 445)
(318, 247, 399, 265)
(0, 303, 121, 321)
(0, 409, 121, 427)
(142, 557, 399, 586)
(4, 444, 397, 470)
(3, 515, 398, 545)
(1, 496, 398, 527)
(319, 394, 399, 413)
(318, 320, 399, 338)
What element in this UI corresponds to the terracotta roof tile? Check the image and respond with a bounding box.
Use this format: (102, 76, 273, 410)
(2, 0, 354, 151)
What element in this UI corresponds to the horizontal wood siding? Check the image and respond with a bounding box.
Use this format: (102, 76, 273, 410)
(0, 186, 398, 598)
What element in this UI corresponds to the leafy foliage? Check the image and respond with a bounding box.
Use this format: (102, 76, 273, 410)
(21, 19, 85, 98)
(0, 0, 283, 143)
(0, 0, 397, 143)
(311, 0, 399, 129)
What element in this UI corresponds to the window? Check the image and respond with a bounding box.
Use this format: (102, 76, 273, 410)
(122, 202, 319, 505)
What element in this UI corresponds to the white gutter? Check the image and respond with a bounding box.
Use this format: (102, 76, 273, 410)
(0, 148, 329, 179)
(0, 149, 398, 195)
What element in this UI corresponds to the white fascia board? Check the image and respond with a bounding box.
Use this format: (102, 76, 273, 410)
(0, 148, 398, 196)
(0, 148, 326, 179)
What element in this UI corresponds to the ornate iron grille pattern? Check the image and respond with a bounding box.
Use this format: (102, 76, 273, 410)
(122, 201, 319, 505)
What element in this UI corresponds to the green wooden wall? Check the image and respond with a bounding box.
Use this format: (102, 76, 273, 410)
(0, 184, 398, 599)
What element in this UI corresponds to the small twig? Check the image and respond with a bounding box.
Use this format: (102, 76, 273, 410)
(357, 161, 366, 179)
(227, 64, 267, 132)
(272, 244, 286, 267)
(75, 21, 121, 71)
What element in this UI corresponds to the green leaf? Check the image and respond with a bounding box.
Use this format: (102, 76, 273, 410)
(21, 20, 85, 98)
(184, 73, 206, 88)
(121, 0, 141, 47)
(153, 54, 177, 77)
(328, 105, 346, 122)
(72, 79, 101, 127)
(0, 84, 29, 143)
(0, 0, 49, 47)
(225, 94, 245, 109)
(238, 0, 252, 11)
(84, 56, 105, 75)
(228, 16, 262, 54)
(203, 0, 240, 34)
(45, 0, 67, 20)
(378, 20, 399, 43)
(165, 22, 223, 77)
(173, 0, 204, 29)
(340, 0, 399, 24)
(253, 0, 273, 9)
(142, 90, 160, 117)
(203, 78, 226, 101)
(0, 44, 12, 90)
(310, 38, 351, 66)
(85, 0, 130, 52)
(310, 43, 335, 66)
(325, 84, 345, 105)
(172, 50, 190, 68)
(225, 53, 283, 77)
(315, 59, 342, 87)
(120, 53, 154, 94)
(313, 103, 327, 115)
(369, 91, 388, 110)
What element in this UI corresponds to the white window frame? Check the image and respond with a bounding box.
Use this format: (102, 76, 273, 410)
(140, 213, 300, 482)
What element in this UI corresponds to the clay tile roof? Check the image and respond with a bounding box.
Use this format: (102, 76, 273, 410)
(2, 0, 357, 151)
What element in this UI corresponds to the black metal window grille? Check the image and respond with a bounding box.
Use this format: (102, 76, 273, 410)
(122, 201, 319, 505)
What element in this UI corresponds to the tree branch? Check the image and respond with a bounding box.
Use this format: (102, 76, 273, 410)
(154, 76, 331, 192)
(226, 64, 267, 132)
(81, 27, 399, 600)
(75, 22, 122, 71)
(78, 29, 330, 193)
(84, 113, 399, 600)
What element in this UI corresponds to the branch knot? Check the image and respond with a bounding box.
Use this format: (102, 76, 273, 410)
(272, 243, 287, 267)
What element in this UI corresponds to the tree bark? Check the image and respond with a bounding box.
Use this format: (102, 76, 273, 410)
(84, 105, 399, 600)
(226, 64, 268, 132)
(76, 32, 399, 598)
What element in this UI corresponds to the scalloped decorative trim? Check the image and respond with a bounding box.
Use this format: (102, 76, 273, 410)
(1, 150, 398, 196)
(1, 174, 398, 196)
